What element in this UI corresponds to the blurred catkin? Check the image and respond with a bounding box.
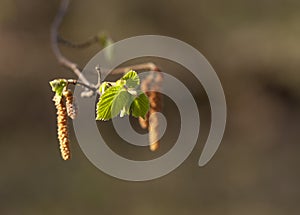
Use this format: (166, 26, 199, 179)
(63, 89, 78, 119)
(139, 71, 163, 151)
(53, 95, 71, 160)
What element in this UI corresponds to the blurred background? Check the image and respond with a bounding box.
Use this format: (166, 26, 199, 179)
(0, 0, 300, 214)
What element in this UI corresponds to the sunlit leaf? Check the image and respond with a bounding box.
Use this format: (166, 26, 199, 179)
(49, 79, 67, 97)
(96, 86, 133, 120)
(121, 70, 140, 88)
(96, 70, 150, 121)
(130, 93, 150, 119)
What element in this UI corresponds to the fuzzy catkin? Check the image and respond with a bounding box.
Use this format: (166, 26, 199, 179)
(53, 95, 71, 160)
(139, 71, 163, 151)
(149, 108, 160, 151)
(148, 89, 163, 151)
(63, 90, 78, 119)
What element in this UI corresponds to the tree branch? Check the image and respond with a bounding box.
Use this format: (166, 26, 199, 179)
(58, 35, 99, 49)
(51, 0, 95, 90)
(110, 62, 161, 75)
(51, 0, 161, 96)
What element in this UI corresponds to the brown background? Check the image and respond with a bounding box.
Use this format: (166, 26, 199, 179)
(0, 0, 299, 214)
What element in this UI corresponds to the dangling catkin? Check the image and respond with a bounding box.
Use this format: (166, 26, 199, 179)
(149, 108, 160, 151)
(139, 71, 163, 151)
(148, 80, 163, 151)
(63, 89, 78, 119)
(53, 95, 71, 160)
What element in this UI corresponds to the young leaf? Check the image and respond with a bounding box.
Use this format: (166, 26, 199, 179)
(130, 93, 150, 119)
(49, 79, 68, 97)
(96, 86, 134, 120)
(121, 70, 140, 88)
(99, 81, 112, 94)
(97, 32, 114, 62)
(96, 70, 150, 121)
(115, 79, 126, 87)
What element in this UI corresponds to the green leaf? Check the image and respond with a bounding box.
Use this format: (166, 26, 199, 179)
(115, 79, 126, 87)
(96, 85, 134, 121)
(120, 104, 131, 118)
(99, 81, 112, 94)
(130, 93, 150, 119)
(121, 70, 140, 88)
(96, 70, 150, 121)
(49, 79, 67, 97)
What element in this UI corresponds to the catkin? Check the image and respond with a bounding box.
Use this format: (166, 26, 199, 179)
(149, 108, 160, 151)
(53, 95, 71, 160)
(63, 90, 78, 119)
(139, 71, 163, 151)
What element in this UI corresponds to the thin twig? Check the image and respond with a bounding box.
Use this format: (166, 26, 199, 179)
(58, 35, 99, 49)
(110, 62, 161, 75)
(66, 79, 97, 92)
(95, 65, 102, 88)
(51, 0, 161, 95)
